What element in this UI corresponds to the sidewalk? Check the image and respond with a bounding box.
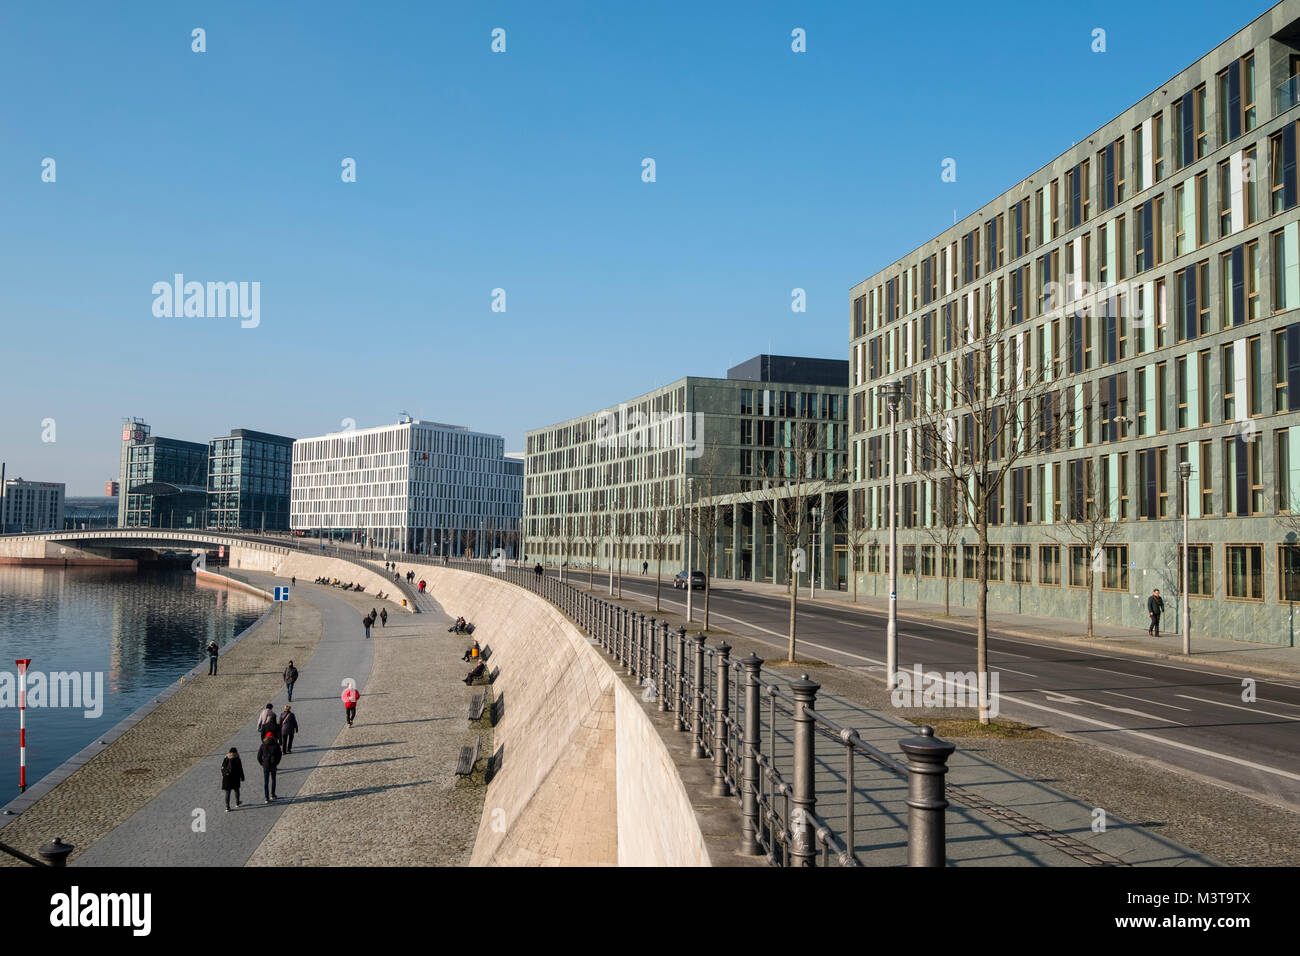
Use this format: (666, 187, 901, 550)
(709, 576, 1300, 680)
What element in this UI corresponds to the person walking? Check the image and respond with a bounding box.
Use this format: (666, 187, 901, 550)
(363, 614, 373, 639)
(220, 747, 245, 811)
(280, 705, 299, 754)
(642, 560, 648, 575)
(1147, 588, 1166, 636)
(379, 608, 388, 627)
(256, 703, 279, 743)
(207, 640, 219, 676)
(291, 575, 296, 587)
(283, 660, 299, 701)
(534, 562, 544, 580)
(257, 732, 282, 802)
(342, 684, 360, 727)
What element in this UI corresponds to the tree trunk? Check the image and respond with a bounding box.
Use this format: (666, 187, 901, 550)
(977, 521, 990, 725)
(1087, 568, 1095, 638)
(655, 563, 661, 612)
(944, 568, 951, 617)
(788, 567, 798, 663)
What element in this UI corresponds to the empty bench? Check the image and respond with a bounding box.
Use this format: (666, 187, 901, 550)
(469, 692, 486, 722)
(455, 737, 481, 777)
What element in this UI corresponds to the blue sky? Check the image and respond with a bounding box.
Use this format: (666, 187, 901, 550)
(0, 0, 1273, 493)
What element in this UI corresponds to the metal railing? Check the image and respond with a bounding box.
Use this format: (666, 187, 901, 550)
(1276, 74, 1300, 115)
(437, 558, 956, 867)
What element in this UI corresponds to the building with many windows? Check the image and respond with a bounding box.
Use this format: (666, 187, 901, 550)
(849, 0, 1300, 644)
(524, 355, 849, 584)
(207, 429, 294, 532)
(290, 418, 522, 556)
(118, 419, 209, 529)
(1, 478, 65, 532)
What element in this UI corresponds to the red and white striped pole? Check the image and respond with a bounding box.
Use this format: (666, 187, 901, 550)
(15, 659, 31, 793)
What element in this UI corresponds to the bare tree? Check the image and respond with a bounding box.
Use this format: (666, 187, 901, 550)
(691, 447, 733, 630)
(910, 294, 1072, 722)
(754, 419, 847, 663)
(1049, 477, 1122, 638)
(918, 477, 964, 616)
(643, 483, 678, 612)
(581, 511, 604, 589)
(612, 489, 634, 599)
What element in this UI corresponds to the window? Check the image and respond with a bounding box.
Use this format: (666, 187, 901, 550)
(1226, 544, 1263, 600)
(1178, 544, 1214, 597)
(1068, 545, 1090, 587)
(1050, 179, 1060, 238)
(1174, 85, 1207, 169)
(963, 544, 978, 579)
(1244, 145, 1259, 226)
(941, 544, 956, 579)
(902, 545, 916, 576)
(1039, 545, 1061, 585)
(1279, 545, 1300, 602)
(988, 545, 1004, 582)
(1224, 436, 1264, 515)
(1066, 160, 1090, 229)
(1217, 55, 1255, 144)
(1272, 227, 1298, 312)
(1012, 545, 1032, 583)
(1100, 138, 1126, 211)
(1271, 123, 1297, 214)
(1200, 440, 1213, 515)
(1154, 111, 1166, 182)
(868, 543, 880, 574)
(1103, 545, 1129, 591)
(1219, 241, 1261, 328)
(1134, 196, 1163, 273)
(920, 545, 936, 577)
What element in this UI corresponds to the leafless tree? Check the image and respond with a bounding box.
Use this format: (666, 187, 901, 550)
(909, 294, 1073, 722)
(644, 483, 678, 612)
(612, 489, 634, 599)
(1049, 478, 1122, 638)
(918, 477, 964, 616)
(691, 447, 733, 630)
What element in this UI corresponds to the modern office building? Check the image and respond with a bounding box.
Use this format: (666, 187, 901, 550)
(207, 429, 294, 532)
(524, 355, 850, 584)
(118, 419, 209, 528)
(105, 480, 119, 497)
(1, 478, 65, 532)
(290, 418, 522, 555)
(849, 0, 1300, 644)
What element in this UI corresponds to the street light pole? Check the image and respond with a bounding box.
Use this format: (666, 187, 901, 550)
(809, 505, 818, 600)
(1179, 460, 1191, 655)
(686, 477, 695, 624)
(883, 381, 904, 688)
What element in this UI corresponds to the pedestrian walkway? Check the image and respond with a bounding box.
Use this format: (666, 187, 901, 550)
(72, 573, 378, 865)
(710, 577, 1300, 680)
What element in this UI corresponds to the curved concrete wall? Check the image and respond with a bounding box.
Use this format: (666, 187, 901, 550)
(227, 547, 415, 612)
(424, 568, 709, 866)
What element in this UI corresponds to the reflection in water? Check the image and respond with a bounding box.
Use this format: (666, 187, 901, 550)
(0, 566, 266, 791)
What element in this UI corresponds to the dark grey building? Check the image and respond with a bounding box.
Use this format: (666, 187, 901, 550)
(208, 429, 295, 532)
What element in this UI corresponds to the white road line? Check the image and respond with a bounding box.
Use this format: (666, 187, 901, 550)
(842, 622, 870, 629)
(998, 695, 1300, 782)
(1175, 695, 1300, 721)
(996, 667, 1039, 678)
(904, 634, 937, 642)
(1102, 691, 1191, 711)
(1088, 666, 1154, 680)
(989, 649, 1034, 659)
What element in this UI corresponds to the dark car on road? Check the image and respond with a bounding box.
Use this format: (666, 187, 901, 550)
(673, 570, 706, 591)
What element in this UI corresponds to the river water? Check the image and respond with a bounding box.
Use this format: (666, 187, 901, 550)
(0, 565, 266, 795)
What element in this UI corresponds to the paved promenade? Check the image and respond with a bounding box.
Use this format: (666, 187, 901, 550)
(3, 571, 485, 867)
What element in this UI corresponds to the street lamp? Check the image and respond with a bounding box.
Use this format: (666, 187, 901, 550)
(686, 477, 695, 623)
(1178, 460, 1192, 654)
(809, 504, 819, 600)
(882, 380, 904, 688)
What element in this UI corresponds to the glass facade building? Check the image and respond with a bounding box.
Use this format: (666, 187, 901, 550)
(118, 420, 209, 528)
(208, 429, 294, 531)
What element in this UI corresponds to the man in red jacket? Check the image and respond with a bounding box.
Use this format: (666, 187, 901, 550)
(342, 685, 360, 726)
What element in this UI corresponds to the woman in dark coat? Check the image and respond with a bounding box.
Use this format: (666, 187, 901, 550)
(221, 748, 245, 810)
(280, 706, 299, 753)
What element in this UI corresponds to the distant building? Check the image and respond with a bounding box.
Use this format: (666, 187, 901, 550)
(118, 419, 210, 529)
(65, 496, 118, 530)
(105, 480, 119, 497)
(2, 478, 66, 533)
(290, 418, 523, 555)
(207, 429, 294, 532)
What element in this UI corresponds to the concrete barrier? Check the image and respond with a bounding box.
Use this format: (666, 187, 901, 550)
(226, 547, 415, 612)
(424, 568, 709, 866)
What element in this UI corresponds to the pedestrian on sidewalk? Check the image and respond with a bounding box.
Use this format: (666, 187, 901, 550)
(207, 640, 219, 675)
(342, 685, 359, 726)
(283, 660, 299, 701)
(257, 732, 281, 802)
(221, 747, 244, 811)
(1147, 588, 1166, 636)
(256, 703, 279, 743)
(363, 614, 373, 639)
(280, 705, 298, 753)
(642, 561, 648, 575)
(380, 608, 387, 627)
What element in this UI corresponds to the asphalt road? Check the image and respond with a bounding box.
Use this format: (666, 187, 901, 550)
(593, 570, 1300, 813)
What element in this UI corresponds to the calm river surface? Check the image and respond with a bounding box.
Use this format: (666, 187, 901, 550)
(0, 565, 266, 793)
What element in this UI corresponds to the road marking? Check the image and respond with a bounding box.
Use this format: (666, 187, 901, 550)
(1088, 665, 1154, 680)
(1033, 689, 1181, 724)
(1102, 691, 1191, 711)
(1175, 695, 1300, 721)
(997, 695, 1300, 782)
(996, 667, 1039, 679)
(843, 622, 870, 629)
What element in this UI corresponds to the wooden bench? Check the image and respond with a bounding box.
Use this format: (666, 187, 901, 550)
(455, 737, 481, 777)
(479, 645, 492, 663)
(486, 665, 499, 685)
(468, 692, 486, 722)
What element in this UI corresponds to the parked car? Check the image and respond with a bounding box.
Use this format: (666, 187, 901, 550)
(673, 570, 706, 591)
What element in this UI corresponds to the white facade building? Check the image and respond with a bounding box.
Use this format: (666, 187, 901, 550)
(1, 478, 66, 533)
(290, 419, 522, 556)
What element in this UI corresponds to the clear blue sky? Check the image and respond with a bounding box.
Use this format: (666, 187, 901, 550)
(0, 0, 1272, 494)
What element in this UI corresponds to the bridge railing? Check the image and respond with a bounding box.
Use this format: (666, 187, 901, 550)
(435, 557, 956, 867)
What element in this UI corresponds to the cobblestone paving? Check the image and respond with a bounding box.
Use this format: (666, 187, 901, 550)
(0, 588, 322, 866)
(247, 595, 486, 866)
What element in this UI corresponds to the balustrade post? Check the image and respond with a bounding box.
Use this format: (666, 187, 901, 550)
(900, 726, 955, 868)
(740, 654, 764, 854)
(647, 617, 656, 690)
(712, 642, 731, 796)
(657, 621, 669, 712)
(691, 634, 706, 758)
(789, 674, 820, 867)
(676, 626, 687, 731)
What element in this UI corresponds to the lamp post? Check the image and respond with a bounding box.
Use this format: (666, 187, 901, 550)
(686, 477, 695, 623)
(1179, 460, 1191, 655)
(809, 505, 819, 599)
(882, 380, 904, 688)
